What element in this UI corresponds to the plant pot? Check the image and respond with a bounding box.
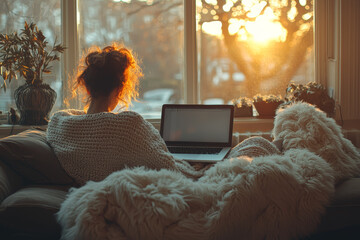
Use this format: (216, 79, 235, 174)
(234, 106, 253, 117)
(14, 83, 57, 125)
(253, 101, 284, 118)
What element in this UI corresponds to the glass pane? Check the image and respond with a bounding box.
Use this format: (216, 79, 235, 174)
(0, 0, 62, 115)
(78, 0, 184, 118)
(196, 0, 314, 104)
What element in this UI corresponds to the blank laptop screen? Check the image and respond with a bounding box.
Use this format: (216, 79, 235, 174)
(162, 107, 231, 143)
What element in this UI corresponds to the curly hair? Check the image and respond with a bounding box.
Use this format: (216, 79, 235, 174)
(75, 43, 142, 109)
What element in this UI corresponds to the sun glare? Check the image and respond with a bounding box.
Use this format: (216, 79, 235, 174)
(245, 8, 286, 43)
(199, 2, 287, 44)
(202, 21, 223, 36)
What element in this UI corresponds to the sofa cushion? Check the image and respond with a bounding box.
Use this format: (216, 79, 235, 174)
(0, 129, 74, 185)
(316, 178, 360, 233)
(0, 186, 68, 237)
(0, 161, 23, 203)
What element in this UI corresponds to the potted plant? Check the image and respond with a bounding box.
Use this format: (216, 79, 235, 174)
(0, 21, 65, 125)
(253, 94, 284, 118)
(285, 82, 335, 117)
(231, 97, 253, 117)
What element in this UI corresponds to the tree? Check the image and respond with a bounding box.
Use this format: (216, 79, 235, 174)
(79, 0, 184, 98)
(199, 0, 314, 97)
(116, 0, 314, 99)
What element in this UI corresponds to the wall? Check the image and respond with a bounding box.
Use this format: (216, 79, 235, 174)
(316, 0, 360, 128)
(340, 0, 360, 123)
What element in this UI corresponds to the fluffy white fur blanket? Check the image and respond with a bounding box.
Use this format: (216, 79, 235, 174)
(273, 102, 360, 183)
(57, 103, 360, 240)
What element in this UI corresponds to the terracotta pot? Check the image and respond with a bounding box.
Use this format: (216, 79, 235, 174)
(14, 83, 57, 125)
(253, 101, 284, 117)
(234, 106, 253, 117)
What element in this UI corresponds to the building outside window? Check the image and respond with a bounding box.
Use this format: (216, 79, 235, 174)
(1, 0, 314, 119)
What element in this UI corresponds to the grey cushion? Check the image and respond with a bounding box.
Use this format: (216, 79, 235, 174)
(0, 161, 23, 203)
(316, 178, 360, 233)
(0, 129, 74, 185)
(0, 186, 68, 238)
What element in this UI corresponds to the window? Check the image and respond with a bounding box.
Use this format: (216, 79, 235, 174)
(2, 0, 314, 118)
(77, 0, 184, 118)
(196, 0, 314, 104)
(1, 1, 358, 128)
(0, 0, 62, 113)
(75, 0, 314, 117)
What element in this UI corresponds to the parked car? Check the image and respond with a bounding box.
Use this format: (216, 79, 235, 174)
(203, 98, 225, 104)
(129, 88, 178, 116)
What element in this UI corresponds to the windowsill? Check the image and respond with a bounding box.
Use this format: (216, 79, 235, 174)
(0, 117, 274, 138)
(149, 116, 359, 133)
(1, 117, 357, 139)
(233, 117, 274, 132)
(147, 117, 275, 132)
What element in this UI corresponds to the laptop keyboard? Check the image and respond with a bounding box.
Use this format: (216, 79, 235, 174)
(168, 147, 222, 154)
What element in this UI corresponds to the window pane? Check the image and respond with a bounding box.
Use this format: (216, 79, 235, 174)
(78, 0, 184, 118)
(0, 0, 62, 114)
(196, 0, 314, 104)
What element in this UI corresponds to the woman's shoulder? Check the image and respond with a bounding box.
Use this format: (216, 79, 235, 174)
(99, 110, 141, 120)
(49, 109, 148, 127)
(116, 110, 143, 119)
(51, 109, 85, 118)
(114, 111, 156, 131)
(111, 111, 148, 126)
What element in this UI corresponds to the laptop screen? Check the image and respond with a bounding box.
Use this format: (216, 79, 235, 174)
(160, 104, 234, 147)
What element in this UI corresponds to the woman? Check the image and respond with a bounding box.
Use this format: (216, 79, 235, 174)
(46, 44, 201, 186)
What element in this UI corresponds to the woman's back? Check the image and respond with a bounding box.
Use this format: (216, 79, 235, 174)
(47, 110, 184, 185)
(47, 44, 202, 185)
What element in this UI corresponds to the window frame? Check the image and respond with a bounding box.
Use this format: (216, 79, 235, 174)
(60, 0, 352, 129)
(61, 0, 318, 108)
(61, 0, 200, 108)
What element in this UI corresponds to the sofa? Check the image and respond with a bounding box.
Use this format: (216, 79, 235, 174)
(0, 129, 360, 239)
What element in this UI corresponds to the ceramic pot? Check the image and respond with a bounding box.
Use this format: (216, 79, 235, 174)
(14, 83, 57, 125)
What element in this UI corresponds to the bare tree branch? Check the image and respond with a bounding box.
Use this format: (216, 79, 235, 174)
(153, 2, 182, 19)
(127, 0, 161, 16)
(198, 0, 314, 96)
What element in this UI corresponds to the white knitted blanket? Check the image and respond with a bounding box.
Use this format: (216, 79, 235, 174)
(56, 103, 360, 240)
(46, 110, 202, 185)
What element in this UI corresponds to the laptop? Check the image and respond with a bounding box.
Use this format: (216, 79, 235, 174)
(160, 104, 234, 163)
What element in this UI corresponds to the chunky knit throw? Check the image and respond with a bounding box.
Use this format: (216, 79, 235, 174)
(46, 110, 202, 185)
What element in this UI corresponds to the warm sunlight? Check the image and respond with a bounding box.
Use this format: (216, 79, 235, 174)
(199, 1, 287, 44)
(202, 21, 222, 36)
(245, 7, 287, 43)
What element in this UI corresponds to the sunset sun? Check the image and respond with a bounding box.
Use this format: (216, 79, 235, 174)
(245, 7, 286, 43)
(200, 3, 287, 44)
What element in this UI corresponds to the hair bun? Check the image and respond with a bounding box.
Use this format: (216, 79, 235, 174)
(86, 52, 106, 69)
(75, 43, 142, 108)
